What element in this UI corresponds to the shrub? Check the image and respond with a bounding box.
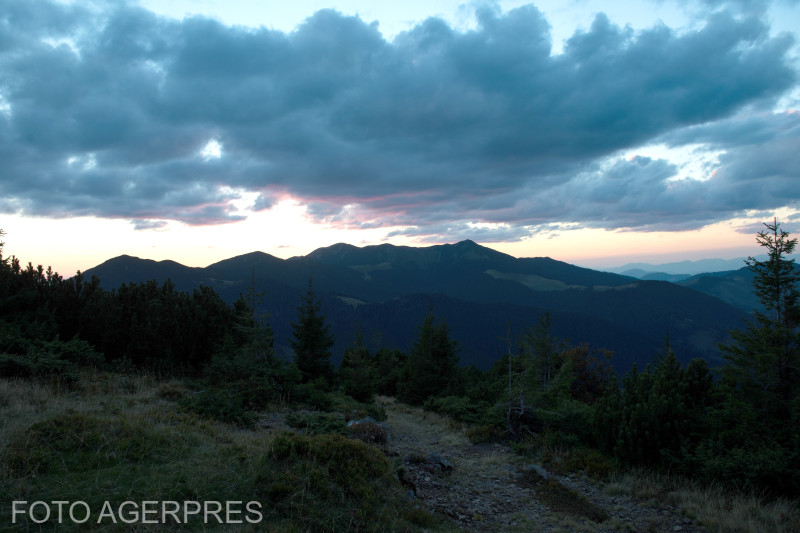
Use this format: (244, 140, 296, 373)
(424, 395, 488, 425)
(5, 411, 189, 477)
(465, 424, 504, 444)
(255, 431, 430, 531)
(181, 388, 258, 427)
(285, 411, 347, 435)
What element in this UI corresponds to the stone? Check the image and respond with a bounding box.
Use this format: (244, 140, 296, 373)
(424, 452, 454, 473)
(526, 464, 550, 480)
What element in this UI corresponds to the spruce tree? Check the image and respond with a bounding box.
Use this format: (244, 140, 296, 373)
(291, 279, 334, 386)
(339, 328, 376, 402)
(399, 311, 459, 405)
(721, 219, 800, 425)
(713, 219, 800, 493)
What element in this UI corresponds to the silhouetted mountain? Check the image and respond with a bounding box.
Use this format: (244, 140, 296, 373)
(82, 255, 207, 289)
(621, 269, 692, 282)
(81, 241, 748, 372)
(678, 267, 761, 313)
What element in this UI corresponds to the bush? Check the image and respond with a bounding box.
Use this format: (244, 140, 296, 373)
(181, 388, 258, 427)
(285, 412, 347, 435)
(5, 411, 190, 476)
(290, 380, 334, 410)
(424, 395, 487, 424)
(465, 424, 504, 444)
(0, 335, 103, 384)
(255, 431, 433, 531)
(564, 447, 617, 480)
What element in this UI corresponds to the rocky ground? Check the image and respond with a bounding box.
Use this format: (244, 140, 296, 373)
(384, 401, 707, 533)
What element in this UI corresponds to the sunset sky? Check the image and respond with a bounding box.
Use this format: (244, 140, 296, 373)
(1, 0, 799, 276)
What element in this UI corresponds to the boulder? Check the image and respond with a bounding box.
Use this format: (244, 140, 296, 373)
(424, 452, 454, 473)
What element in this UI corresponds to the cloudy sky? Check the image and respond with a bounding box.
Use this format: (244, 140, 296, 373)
(1, 0, 799, 274)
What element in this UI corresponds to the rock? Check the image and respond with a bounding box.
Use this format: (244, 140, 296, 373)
(424, 452, 454, 473)
(526, 464, 550, 480)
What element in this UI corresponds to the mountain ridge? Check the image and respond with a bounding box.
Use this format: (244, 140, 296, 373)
(81, 240, 749, 372)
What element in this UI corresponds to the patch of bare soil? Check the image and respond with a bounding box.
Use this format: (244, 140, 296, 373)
(384, 400, 708, 533)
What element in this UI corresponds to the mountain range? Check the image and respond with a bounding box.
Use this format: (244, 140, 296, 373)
(604, 256, 766, 277)
(81, 240, 753, 373)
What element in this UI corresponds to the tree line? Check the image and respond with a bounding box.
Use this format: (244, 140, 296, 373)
(1, 221, 798, 496)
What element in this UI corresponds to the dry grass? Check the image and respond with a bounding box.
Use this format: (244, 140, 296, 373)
(675, 485, 800, 533)
(0, 378, 71, 454)
(603, 469, 800, 533)
(385, 400, 471, 449)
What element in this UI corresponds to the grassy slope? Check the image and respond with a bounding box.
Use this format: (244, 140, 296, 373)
(1, 373, 798, 533)
(0, 373, 437, 532)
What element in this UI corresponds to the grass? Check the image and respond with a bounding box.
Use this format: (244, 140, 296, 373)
(0, 372, 438, 532)
(603, 469, 800, 533)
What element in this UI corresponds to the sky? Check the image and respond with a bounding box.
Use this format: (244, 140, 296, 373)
(1, 0, 799, 275)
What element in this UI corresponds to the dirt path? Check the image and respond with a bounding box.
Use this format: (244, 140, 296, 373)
(384, 401, 707, 533)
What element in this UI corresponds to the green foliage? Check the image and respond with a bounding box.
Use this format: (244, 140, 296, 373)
(423, 395, 487, 425)
(2, 371, 430, 532)
(0, 236, 241, 375)
(398, 311, 459, 405)
(324, 390, 387, 422)
(520, 312, 565, 393)
(181, 388, 259, 427)
(711, 219, 800, 495)
(6, 411, 192, 477)
(291, 279, 335, 386)
(257, 432, 432, 531)
(180, 300, 287, 427)
(0, 321, 102, 383)
(338, 330, 376, 402)
(594, 340, 715, 471)
(373, 347, 407, 396)
(289, 378, 335, 410)
(564, 447, 617, 480)
(284, 412, 347, 435)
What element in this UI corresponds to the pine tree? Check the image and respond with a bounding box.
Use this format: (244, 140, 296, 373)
(711, 219, 800, 493)
(339, 328, 376, 402)
(399, 311, 459, 405)
(721, 218, 800, 425)
(291, 278, 334, 386)
(522, 312, 564, 393)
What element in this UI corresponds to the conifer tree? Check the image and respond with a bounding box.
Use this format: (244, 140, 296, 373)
(522, 312, 564, 393)
(339, 328, 376, 402)
(399, 311, 459, 405)
(713, 220, 800, 493)
(291, 278, 334, 385)
(721, 218, 800, 426)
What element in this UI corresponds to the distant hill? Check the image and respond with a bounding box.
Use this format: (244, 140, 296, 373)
(606, 256, 766, 277)
(82, 240, 749, 372)
(677, 267, 762, 313)
(620, 269, 692, 282)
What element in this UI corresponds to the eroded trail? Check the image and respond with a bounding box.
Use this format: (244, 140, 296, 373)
(383, 400, 705, 533)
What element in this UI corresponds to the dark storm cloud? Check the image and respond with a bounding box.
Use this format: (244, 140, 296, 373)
(0, 0, 797, 236)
